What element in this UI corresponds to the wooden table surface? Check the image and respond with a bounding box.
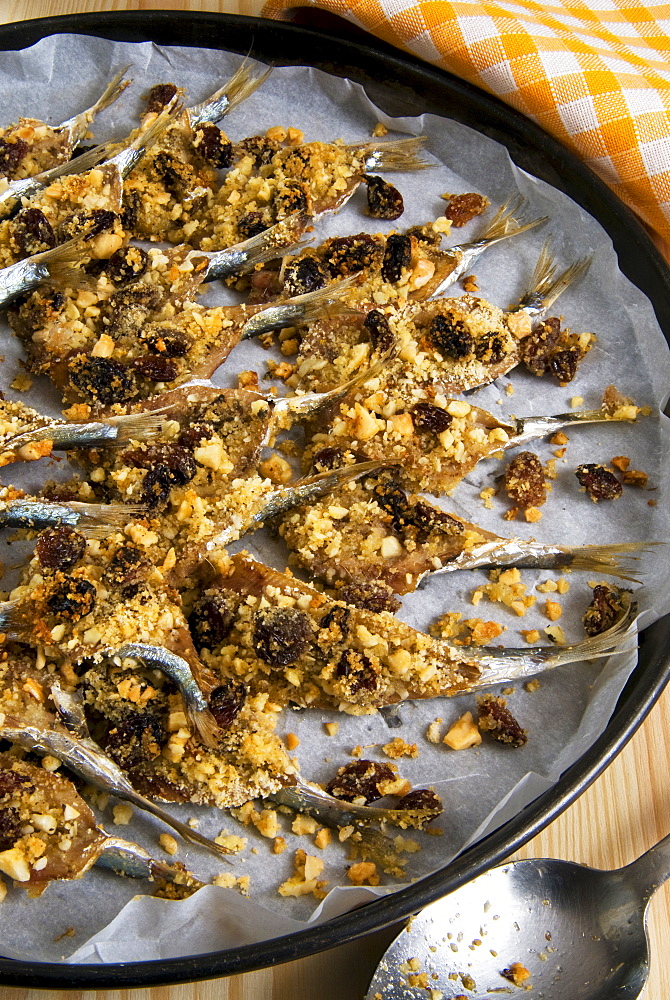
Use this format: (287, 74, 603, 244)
(0, 2, 669, 997)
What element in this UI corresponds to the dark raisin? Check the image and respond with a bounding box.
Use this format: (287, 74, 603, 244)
(7, 287, 65, 338)
(0, 137, 28, 177)
(477, 694, 527, 748)
(123, 444, 197, 483)
(46, 575, 96, 622)
(443, 192, 488, 227)
(68, 356, 137, 404)
(371, 480, 411, 530)
(12, 208, 56, 255)
(549, 347, 580, 384)
(399, 788, 443, 814)
(146, 83, 178, 113)
(106, 544, 150, 593)
(275, 180, 309, 217)
(283, 256, 329, 297)
(104, 711, 165, 769)
(365, 175, 404, 220)
(178, 423, 216, 449)
(237, 212, 269, 239)
(575, 464, 623, 502)
(132, 355, 179, 383)
(57, 209, 117, 243)
(521, 317, 561, 376)
(0, 769, 31, 794)
(427, 313, 473, 358)
(153, 152, 197, 200)
(474, 332, 506, 364)
(411, 402, 453, 434)
(335, 649, 378, 694)
(121, 189, 142, 230)
(406, 225, 441, 246)
(194, 123, 233, 168)
(0, 806, 21, 850)
(319, 604, 351, 642)
(140, 467, 173, 508)
(189, 592, 237, 648)
(140, 323, 191, 358)
(236, 135, 280, 168)
(253, 607, 313, 666)
(312, 447, 347, 472)
(583, 584, 626, 637)
(363, 309, 394, 353)
(326, 760, 395, 803)
(505, 452, 546, 508)
(322, 234, 383, 277)
(338, 582, 401, 614)
(105, 246, 149, 285)
(35, 525, 86, 570)
(381, 233, 412, 283)
(209, 679, 248, 728)
(409, 500, 461, 536)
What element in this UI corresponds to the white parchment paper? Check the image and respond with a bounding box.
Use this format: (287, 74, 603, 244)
(0, 34, 668, 965)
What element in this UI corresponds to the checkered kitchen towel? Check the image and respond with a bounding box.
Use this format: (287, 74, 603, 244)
(263, 0, 670, 244)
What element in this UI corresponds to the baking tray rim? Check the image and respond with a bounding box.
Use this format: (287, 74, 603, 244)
(0, 10, 667, 989)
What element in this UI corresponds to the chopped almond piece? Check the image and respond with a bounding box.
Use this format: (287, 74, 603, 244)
(443, 711, 482, 750)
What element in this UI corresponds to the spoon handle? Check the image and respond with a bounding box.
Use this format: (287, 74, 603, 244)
(622, 831, 670, 901)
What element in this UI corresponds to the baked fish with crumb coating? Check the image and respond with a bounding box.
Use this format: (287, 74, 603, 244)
(187, 553, 636, 715)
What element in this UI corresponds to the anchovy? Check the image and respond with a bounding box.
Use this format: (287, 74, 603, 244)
(272, 777, 441, 831)
(187, 61, 272, 128)
(198, 211, 309, 283)
(1, 406, 165, 462)
(95, 836, 205, 888)
(0, 141, 116, 219)
(0, 694, 232, 861)
(0, 497, 146, 537)
(0, 236, 91, 309)
(425, 196, 548, 300)
(240, 276, 359, 340)
(107, 643, 220, 749)
(511, 240, 593, 318)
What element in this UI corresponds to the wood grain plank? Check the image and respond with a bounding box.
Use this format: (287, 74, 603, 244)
(0, 3, 667, 997)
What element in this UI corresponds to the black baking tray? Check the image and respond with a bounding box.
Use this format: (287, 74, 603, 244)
(0, 11, 668, 989)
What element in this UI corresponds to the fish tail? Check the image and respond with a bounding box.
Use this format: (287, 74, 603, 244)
(186, 702, 221, 749)
(0, 600, 34, 644)
(517, 238, 557, 304)
(105, 410, 166, 444)
(463, 590, 638, 688)
(66, 501, 146, 536)
(87, 66, 132, 118)
(31, 235, 94, 289)
(216, 61, 273, 117)
(130, 97, 183, 153)
(562, 541, 654, 581)
(538, 253, 593, 312)
(475, 194, 548, 243)
(353, 135, 431, 172)
(290, 275, 360, 323)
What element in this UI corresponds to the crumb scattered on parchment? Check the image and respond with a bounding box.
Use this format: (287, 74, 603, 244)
(278, 849, 328, 898)
(382, 736, 419, 759)
(347, 861, 379, 886)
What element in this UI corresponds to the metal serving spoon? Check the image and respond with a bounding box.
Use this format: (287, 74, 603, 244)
(366, 834, 670, 999)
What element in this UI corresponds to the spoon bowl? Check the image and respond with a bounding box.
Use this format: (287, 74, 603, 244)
(366, 835, 670, 999)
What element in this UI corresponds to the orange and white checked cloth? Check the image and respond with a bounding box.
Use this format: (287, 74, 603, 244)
(263, 0, 670, 244)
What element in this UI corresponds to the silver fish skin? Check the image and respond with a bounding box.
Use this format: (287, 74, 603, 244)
(446, 591, 638, 688)
(240, 277, 359, 340)
(104, 98, 183, 179)
(203, 461, 386, 552)
(56, 67, 131, 150)
(109, 643, 221, 748)
(427, 196, 548, 300)
(0, 235, 90, 308)
(96, 836, 205, 888)
(0, 712, 232, 861)
(356, 135, 431, 173)
(187, 61, 272, 128)
(4, 409, 165, 455)
(511, 240, 593, 318)
(272, 778, 441, 831)
(0, 498, 144, 537)
(421, 539, 651, 584)
(199, 211, 309, 283)
(0, 140, 117, 219)
(509, 405, 644, 448)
